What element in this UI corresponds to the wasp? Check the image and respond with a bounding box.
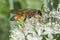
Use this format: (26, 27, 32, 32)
(10, 9, 42, 21)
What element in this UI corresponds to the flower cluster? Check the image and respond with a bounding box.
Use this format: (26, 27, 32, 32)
(10, 10, 60, 40)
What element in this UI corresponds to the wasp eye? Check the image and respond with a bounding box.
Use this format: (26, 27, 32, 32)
(10, 16, 15, 21)
(37, 10, 42, 16)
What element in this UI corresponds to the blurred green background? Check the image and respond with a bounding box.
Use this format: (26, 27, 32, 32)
(0, 0, 9, 40)
(0, 0, 60, 40)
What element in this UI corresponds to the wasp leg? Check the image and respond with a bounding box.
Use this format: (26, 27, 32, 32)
(37, 10, 42, 16)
